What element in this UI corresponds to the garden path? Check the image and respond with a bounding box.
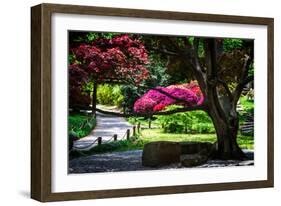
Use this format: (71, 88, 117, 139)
(73, 105, 132, 151)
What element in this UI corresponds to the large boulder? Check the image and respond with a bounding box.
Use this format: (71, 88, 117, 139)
(142, 141, 181, 167)
(180, 154, 208, 167)
(179, 142, 213, 155)
(179, 142, 213, 167)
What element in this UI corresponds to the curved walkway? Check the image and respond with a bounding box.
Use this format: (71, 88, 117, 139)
(73, 106, 132, 151)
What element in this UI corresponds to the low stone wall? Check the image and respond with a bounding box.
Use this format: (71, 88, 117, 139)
(142, 141, 214, 167)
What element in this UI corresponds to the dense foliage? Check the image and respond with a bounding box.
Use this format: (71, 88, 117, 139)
(223, 38, 244, 52)
(156, 105, 214, 133)
(97, 84, 124, 107)
(69, 34, 150, 108)
(69, 64, 91, 108)
(69, 114, 96, 138)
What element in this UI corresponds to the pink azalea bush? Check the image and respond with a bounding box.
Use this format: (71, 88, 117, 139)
(134, 82, 204, 113)
(167, 81, 204, 105)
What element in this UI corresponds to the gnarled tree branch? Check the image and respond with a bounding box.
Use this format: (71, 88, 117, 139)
(146, 46, 180, 56)
(217, 78, 233, 102)
(204, 38, 227, 121)
(94, 104, 207, 117)
(233, 54, 251, 105)
(242, 75, 254, 86)
(150, 87, 201, 105)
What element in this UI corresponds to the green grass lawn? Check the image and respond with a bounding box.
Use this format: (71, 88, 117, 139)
(240, 96, 254, 112)
(141, 129, 216, 143)
(140, 129, 253, 150)
(68, 113, 96, 138)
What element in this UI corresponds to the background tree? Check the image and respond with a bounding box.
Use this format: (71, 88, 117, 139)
(141, 36, 253, 159)
(69, 33, 150, 115)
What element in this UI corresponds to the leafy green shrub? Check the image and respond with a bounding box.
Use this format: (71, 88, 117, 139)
(191, 122, 215, 133)
(127, 117, 139, 125)
(68, 114, 96, 138)
(223, 39, 243, 52)
(112, 86, 125, 106)
(156, 105, 187, 133)
(97, 84, 124, 107)
(83, 138, 144, 154)
(156, 105, 215, 134)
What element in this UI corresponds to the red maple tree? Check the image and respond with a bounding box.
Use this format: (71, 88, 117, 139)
(69, 34, 150, 108)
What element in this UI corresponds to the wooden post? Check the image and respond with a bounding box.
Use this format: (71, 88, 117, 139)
(97, 137, 102, 145)
(133, 126, 136, 136)
(137, 122, 140, 133)
(126, 129, 130, 140)
(113, 134, 117, 141)
(92, 81, 97, 117)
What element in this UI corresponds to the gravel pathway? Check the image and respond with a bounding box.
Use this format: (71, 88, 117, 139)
(69, 149, 254, 173)
(73, 107, 132, 150)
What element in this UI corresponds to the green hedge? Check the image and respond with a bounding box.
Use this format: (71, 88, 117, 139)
(97, 84, 124, 107)
(156, 105, 215, 134)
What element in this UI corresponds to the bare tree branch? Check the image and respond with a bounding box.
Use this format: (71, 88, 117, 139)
(193, 38, 204, 72)
(165, 36, 183, 51)
(94, 104, 207, 117)
(204, 38, 228, 122)
(175, 37, 207, 96)
(217, 78, 233, 101)
(150, 87, 201, 105)
(233, 54, 251, 104)
(204, 39, 218, 77)
(242, 75, 254, 86)
(146, 46, 180, 56)
(182, 37, 193, 50)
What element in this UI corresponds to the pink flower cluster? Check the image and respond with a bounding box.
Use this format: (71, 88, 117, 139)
(134, 82, 204, 113)
(167, 81, 204, 105)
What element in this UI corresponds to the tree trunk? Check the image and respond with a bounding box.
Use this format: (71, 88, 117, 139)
(208, 105, 246, 160)
(202, 38, 246, 160)
(92, 82, 97, 117)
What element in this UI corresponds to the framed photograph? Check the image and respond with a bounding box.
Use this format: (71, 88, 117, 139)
(31, 3, 274, 202)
